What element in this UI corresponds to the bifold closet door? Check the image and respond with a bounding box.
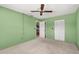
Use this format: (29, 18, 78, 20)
(54, 20, 65, 41)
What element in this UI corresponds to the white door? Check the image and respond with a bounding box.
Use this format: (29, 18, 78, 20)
(54, 20, 65, 41)
(39, 21, 45, 38)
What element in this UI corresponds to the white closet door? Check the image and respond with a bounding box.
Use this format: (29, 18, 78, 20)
(54, 20, 65, 41)
(39, 21, 45, 38)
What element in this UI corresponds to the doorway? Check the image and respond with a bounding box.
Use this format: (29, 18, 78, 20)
(39, 21, 45, 38)
(54, 20, 65, 41)
(36, 21, 45, 38)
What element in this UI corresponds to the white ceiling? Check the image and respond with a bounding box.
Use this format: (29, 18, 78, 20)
(0, 4, 79, 19)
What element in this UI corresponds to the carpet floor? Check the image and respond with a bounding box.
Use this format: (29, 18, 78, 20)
(0, 38, 79, 54)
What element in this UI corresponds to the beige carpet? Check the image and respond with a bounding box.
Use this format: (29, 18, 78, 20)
(0, 38, 79, 54)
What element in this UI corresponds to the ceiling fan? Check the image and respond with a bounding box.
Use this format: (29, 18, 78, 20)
(31, 4, 53, 16)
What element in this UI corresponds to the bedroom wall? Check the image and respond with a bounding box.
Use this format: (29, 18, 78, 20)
(23, 15, 36, 41)
(45, 19, 54, 40)
(45, 13, 77, 44)
(0, 6, 36, 49)
(77, 8, 79, 47)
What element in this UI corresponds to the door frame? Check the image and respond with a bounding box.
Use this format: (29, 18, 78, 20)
(39, 21, 45, 38)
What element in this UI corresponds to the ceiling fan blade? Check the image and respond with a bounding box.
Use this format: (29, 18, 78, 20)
(40, 4, 44, 11)
(40, 4, 44, 16)
(31, 11, 40, 12)
(43, 11, 53, 12)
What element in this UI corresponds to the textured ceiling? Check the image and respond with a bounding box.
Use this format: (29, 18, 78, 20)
(0, 4, 79, 19)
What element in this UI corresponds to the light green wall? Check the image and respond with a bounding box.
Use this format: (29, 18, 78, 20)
(45, 13, 77, 44)
(0, 6, 78, 49)
(0, 6, 36, 49)
(23, 15, 36, 41)
(45, 20, 54, 40)
(77, 8, 79, 47)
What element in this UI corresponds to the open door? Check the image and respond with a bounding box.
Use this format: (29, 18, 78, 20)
(36, 22, 40, 37)
(36, 21, 45, 38)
